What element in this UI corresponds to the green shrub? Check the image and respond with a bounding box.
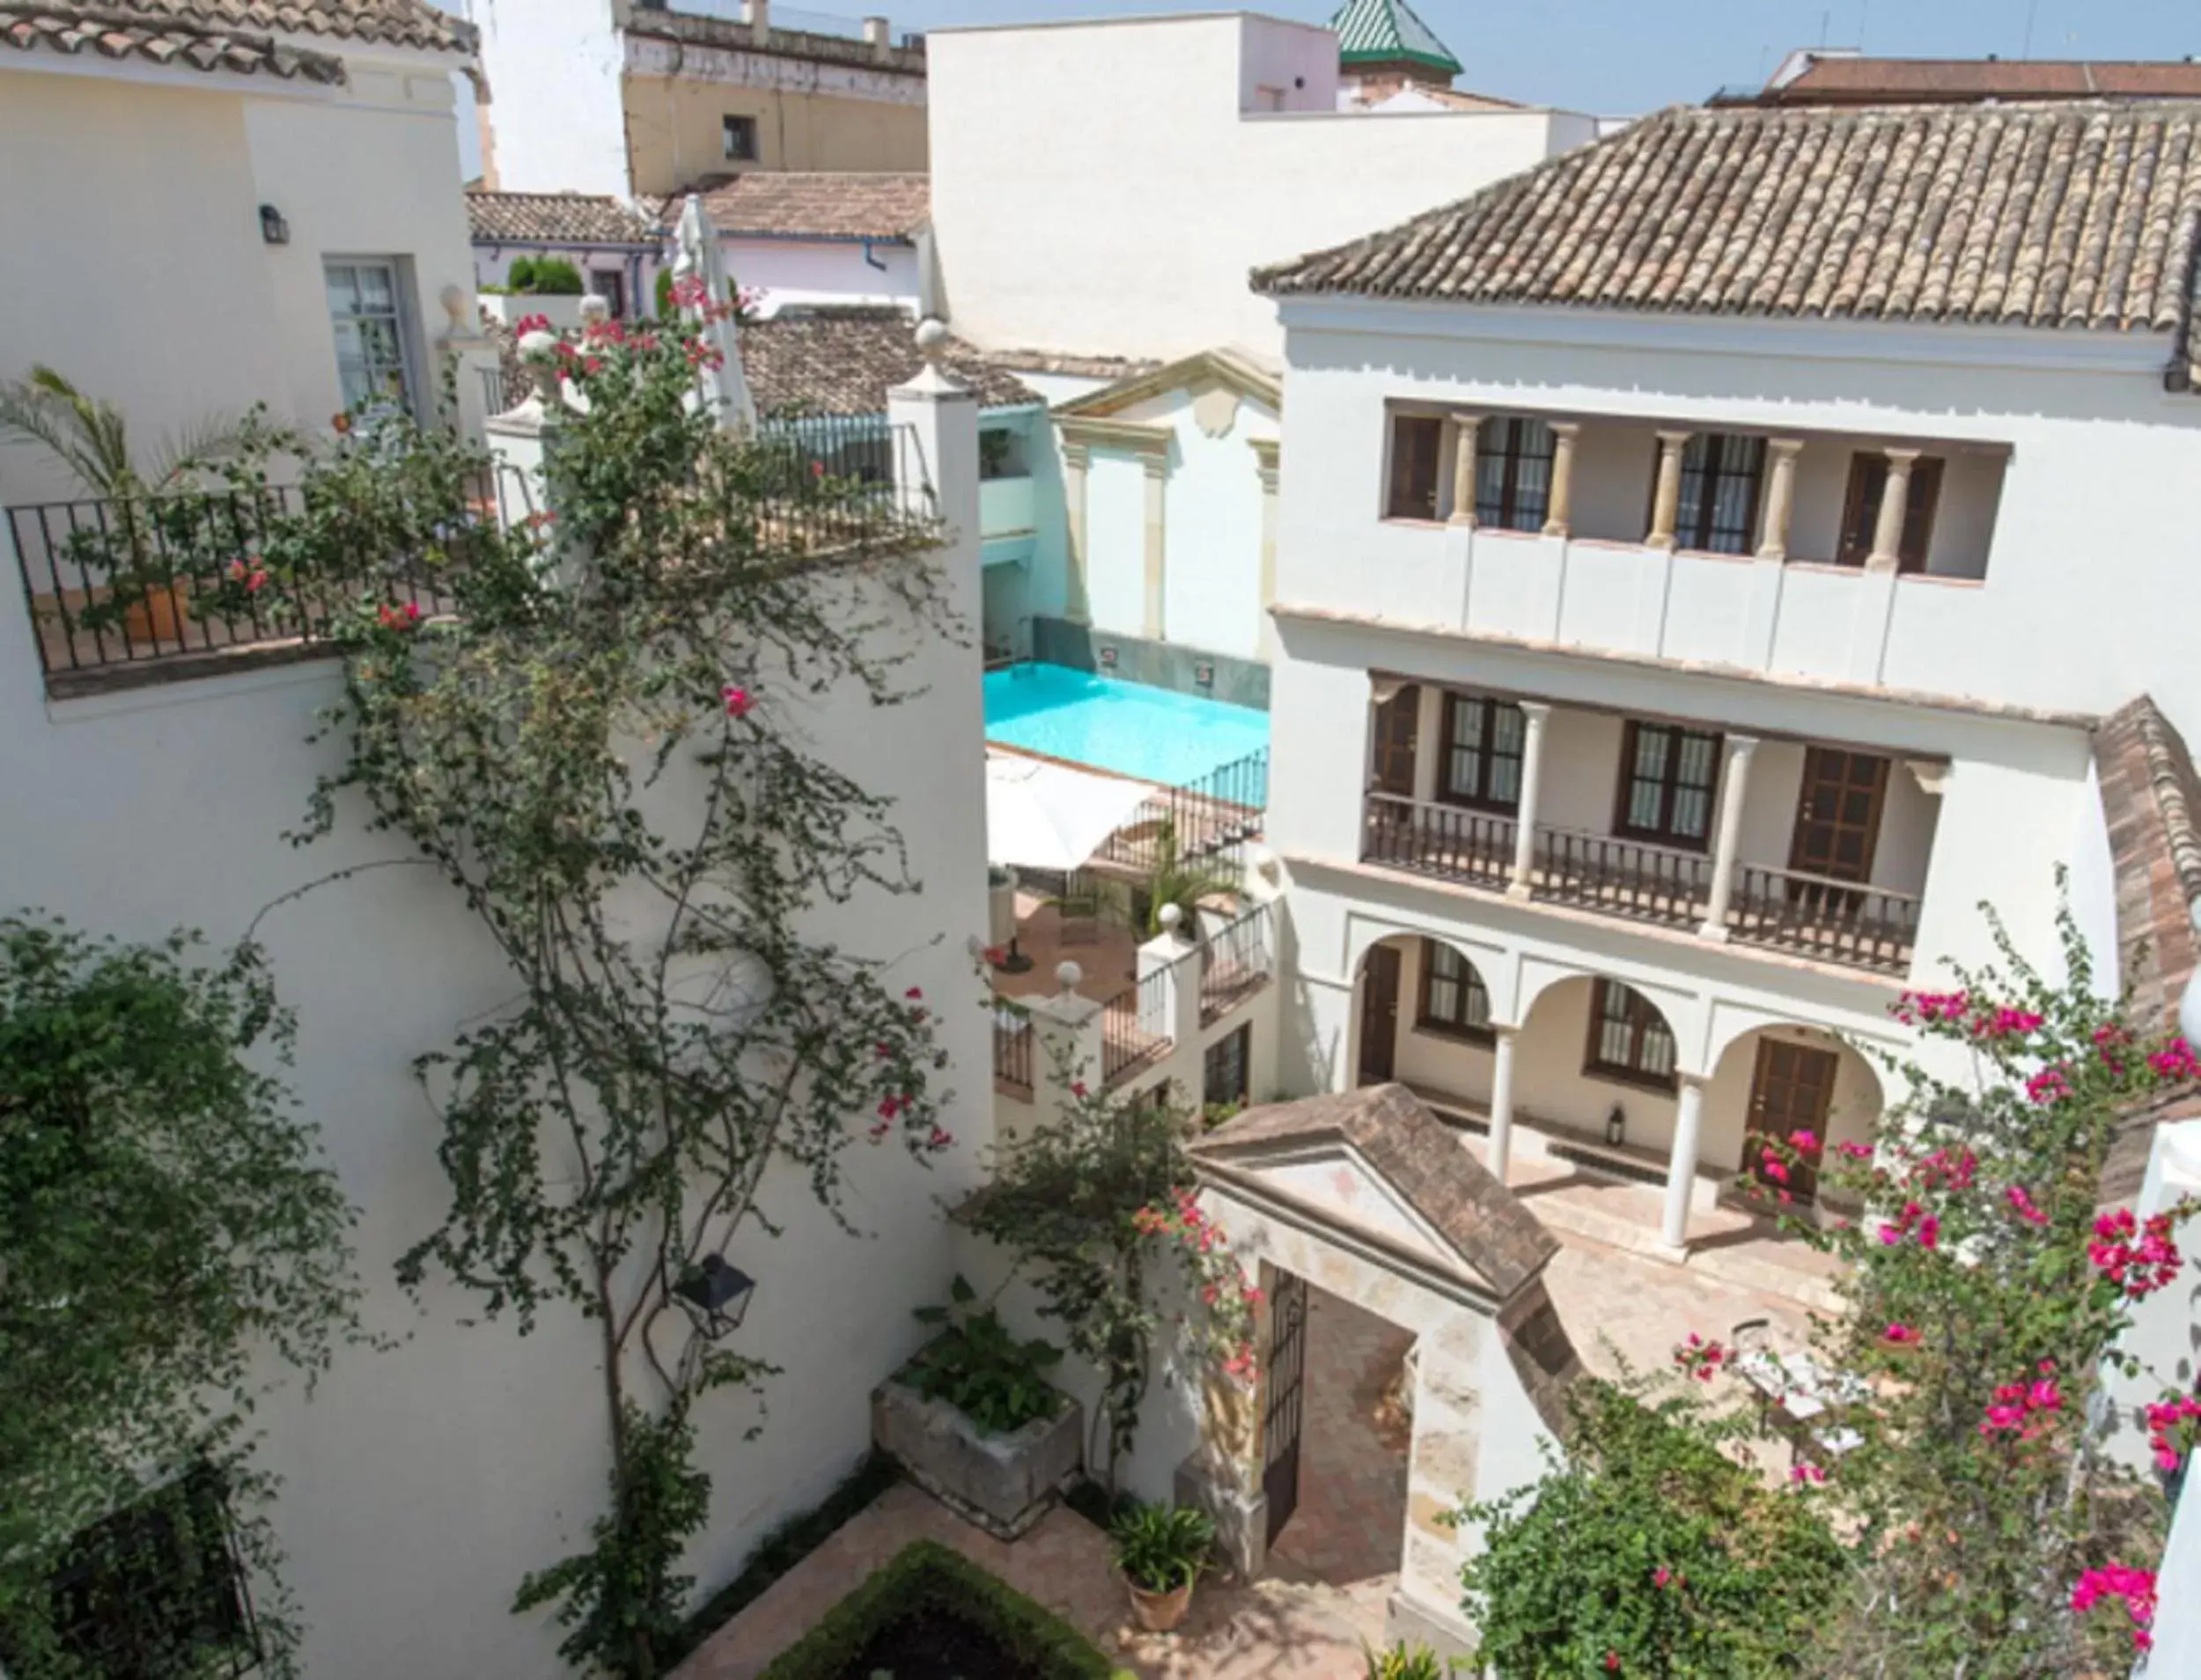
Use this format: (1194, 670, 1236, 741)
(1108, 1501, 1214, 1595)
(655, 266, 676, 317)
(1365, 1641, 1460, 1678)
(529, 257, 585, 295)
(906, 1275, 1064, 1436)
(755, 1541, 1125, 1680)
(504, 254, 537, 291)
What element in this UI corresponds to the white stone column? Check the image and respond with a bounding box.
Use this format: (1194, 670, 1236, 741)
(1646, 429, 1691, 551)
(890, 328, 981, 628)
(1447, 413, 1482, 527)
(1411, 684, 1445, 806)
(1141, 453, 1168, 640)
(1866, 446, 1920, 572)
(1756, 438, 1805, 561)
(1662, 1074, 1707, 1250)
(1487, 1025, 1520, 1183)
(1060, 441, 1092, 623)
(1542, 422, 1581, 538)
(1251, 438, 1281, 659)
(1506, 701, 1553, 900)
(1697, 733, 1759, 940)
(1023, 964, 1106, 1135)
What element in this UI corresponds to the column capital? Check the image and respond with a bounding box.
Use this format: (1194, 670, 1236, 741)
(1547, 419, 1583, 438)
(1516, 698, 1554, 724)
(1675, 1069, 1709, 1093)
(1655, 428, 1695, 446)
(1061, 441, 1089, 472)
(1725, 732, 1762, 755)
(1767, 435, 1807, 459)
(1882, 446, 1923, 467)
(1490, 1021, 1520, 1040)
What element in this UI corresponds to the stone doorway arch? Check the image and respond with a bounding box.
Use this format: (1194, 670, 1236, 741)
(1179, 1083, 1580, 1654)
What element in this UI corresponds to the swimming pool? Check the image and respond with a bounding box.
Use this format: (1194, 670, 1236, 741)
(983, 663, 1270, 791)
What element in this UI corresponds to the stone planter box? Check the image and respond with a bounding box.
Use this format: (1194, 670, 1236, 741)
(872, 1373, 1083, 1541)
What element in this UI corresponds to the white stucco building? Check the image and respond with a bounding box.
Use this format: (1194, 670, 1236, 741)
(0, 9, 993, 1676)
(1248, 95, 2201, 1268)
(927, 8, 1600, 696)
(0, 0, 500, 501)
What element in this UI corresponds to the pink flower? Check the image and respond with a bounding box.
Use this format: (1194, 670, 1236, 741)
(867, 1119, 890, 1141)
(877, 1095, 901, 1120)
(376, 601, 421, 631)
(1884, 1323, 1919, 1345)
(905, 986, 924, 1001)
(1917, 1214, 1940, 1249)
(1980, 1373, 2064, 1441)
(2072, 1565, 2156, 1653)
(1603, 1655, 1621, 1674)
(514, 312, 552, 336)
(1760, 1152, 1790, 1185)
(2145, 1396, 2201, 1471)
(1786, 1129, 1821, 1155)
(667, 275, 710, 310)
(2150, 1037, 2200, 1081)
(722, 684, 754, 718)
(1071, 1080, 1087, 1099)
(2088, 1207, 2184, 1298)
(1878, 1223, 1905, 1246)
(2005, 1183, 2050, 1227)
(1835, 1140, 1873, 1161)
(1790, 1463, 1826, 1485)
(875, 1043, 893, 1058)
(1653, 1566, 1671, 1588)
(927, 1126, 953, 1149)
(2025, 1065, 2072, 1105)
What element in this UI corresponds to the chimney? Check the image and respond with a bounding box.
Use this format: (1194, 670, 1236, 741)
(744, 0, 769, 45)
(864, 16, 891, 60)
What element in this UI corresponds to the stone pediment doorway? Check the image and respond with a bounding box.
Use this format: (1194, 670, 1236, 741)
(1180, 1082, 1580, 1656)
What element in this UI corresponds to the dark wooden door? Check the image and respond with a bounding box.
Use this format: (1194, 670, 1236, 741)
(1789, 748, 1889, 886)
(1837, 454, 1944, 572)
(1746, 1038, 1838, 1202)
(1358, 944, 1402, 1085)
(1262, 1270, 1310, 1547)
(1371, 684, 1420, 797)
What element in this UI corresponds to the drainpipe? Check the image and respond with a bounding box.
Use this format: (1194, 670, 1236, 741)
(862, 238, 888, 274)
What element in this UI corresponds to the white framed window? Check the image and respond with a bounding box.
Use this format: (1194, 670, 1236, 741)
(324, 259, 418, 417)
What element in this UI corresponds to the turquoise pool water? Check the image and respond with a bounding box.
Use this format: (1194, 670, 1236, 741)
(983, 663, 1270, 790)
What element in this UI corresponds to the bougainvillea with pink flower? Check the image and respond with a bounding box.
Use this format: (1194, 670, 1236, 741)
(273, 301, 953, 1676)
(1473, 901, 2197, 1676)
(963, 1057, 1253, 1491)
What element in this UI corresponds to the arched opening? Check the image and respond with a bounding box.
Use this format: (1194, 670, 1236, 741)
(1706, 1023, 1886, 1210)
(1509, 973, 1687, 1161)
(1348, 932, 1500, 1101)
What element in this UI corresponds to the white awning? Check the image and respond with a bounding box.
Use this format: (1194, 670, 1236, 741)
(986, 751, 1156, 873)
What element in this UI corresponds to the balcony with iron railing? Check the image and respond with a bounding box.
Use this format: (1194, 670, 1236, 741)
(6, 418, 935, 698)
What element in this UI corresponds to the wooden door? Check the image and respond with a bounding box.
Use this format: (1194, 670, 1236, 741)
(1837, 454, 1944, 571)
(1262, 1270, 1310, 1546)
(1746, 1038, 1838, 1202)
(1788, 748, 1889, 885)
(1371, 684, 1420, 797)
(1358, 945, 1402, 1085)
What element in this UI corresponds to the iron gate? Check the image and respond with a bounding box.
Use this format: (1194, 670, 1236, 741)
(1262, 1269, 1309, 1546)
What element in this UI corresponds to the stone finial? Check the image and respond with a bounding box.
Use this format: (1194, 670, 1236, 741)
(1157, 903, 1184, 935)
(902, 316, 968, 397)
(439, 283, 469, 333)
(578, 293, 611, 329)
(1055, 960, 1083, 994)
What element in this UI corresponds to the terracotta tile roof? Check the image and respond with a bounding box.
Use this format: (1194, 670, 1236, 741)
(740, 309, 1037, 416)
(1737, 55, 2201, 107)
(2093, 696, 2201, 1201)
(978, 348, 1163, 381)
(669, 173, 930, 243)
(1191, 1081, 1564, 1301)
(1255, 101, 2201, 347)
(0, 3, 350, 78)
(467, 190, 663, 248)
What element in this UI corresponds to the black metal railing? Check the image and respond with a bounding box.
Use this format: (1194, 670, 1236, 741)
(1360, 792, 1514, 887)
(5, 484, 475, 691)
(1101, 967, 1173, 1087)
(1199, 902, 1274, 1025)
(1534, 829, 1711, 928)
(1729, 865, 1919, 976)
(1094, 747, 1269, 873)
(992, 1001, 1034, 1095)
(751, 416, 937, 556)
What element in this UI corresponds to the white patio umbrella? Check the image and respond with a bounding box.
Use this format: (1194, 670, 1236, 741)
(985, 751, 1156, 873)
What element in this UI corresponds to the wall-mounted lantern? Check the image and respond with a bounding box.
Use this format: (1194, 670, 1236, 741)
(258, 204, 291, 246)
(1606, 1104, 1627, 1148)
(674, 1254, 755, 1340)
(1098, 645, 1118, 669)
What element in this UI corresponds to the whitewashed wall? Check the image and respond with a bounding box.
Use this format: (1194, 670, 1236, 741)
(470, 0, 630, 196)
(0, 61, 480, 508)
(0, 398, 989, 1678)
(927, 14, 1594, 362)
(724, 237, 922, 318)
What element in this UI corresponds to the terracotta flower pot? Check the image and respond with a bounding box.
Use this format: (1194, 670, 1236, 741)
(1126, 1578, 1193, 1633)
(122, 579, 189, 645)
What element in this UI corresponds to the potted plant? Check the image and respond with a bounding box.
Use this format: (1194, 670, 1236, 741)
(1108, 1500, 1214, 1633)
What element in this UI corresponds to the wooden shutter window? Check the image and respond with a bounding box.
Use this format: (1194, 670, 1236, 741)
(1675, 433, 1766, 554)
(1473, 416, 1557, 531)
(1584, 978, 1679, 1090)
(1386, 414, 1444, 521)
(1615, 719, 1723, 849)
(1416, 939, 1494, 1043)
(1438, 693, 1527, 811)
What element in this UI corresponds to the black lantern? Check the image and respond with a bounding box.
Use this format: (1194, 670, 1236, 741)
(258, 203, 291, 246)
(674, 1254, 755, 1339)
(1606, 1104, 1626, 1147)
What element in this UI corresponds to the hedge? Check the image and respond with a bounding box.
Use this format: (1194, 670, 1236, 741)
(755, 1540, 1129, 1680)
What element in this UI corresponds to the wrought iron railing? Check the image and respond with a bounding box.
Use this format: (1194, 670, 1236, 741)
(992, 1001, 1034, 1095)
(1101, 967, 1173, 1087)
(1533, 828, 1711, 928)
(1199, 901, 1274, 1025)
(1359, 792, 1514, 887)
(751, 416, 937, 555)
(1093, 747, 1268, 873)
(4, 483, 495, 692)
(1728, 864, 1919, 976)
